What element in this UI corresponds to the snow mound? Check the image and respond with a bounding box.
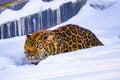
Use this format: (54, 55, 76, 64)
(89, 0, 117, 10)
(0, 0, 120, 80)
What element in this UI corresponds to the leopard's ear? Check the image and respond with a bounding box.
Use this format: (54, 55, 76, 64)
(26, 34, 31, 38)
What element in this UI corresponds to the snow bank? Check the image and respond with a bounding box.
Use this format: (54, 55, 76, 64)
(89, 0, 117, 10)
(0, 0, 74, 25)
(0, 0, 120, 80)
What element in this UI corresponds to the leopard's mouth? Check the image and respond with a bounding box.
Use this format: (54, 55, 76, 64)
(28, 56, 48, 65)
(28, 58, 40, 65)
(31, 61, 39, 65)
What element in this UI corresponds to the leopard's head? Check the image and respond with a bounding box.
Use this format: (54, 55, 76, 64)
(24, 31, 54, 65)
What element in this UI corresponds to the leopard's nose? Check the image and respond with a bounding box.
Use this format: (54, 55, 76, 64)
(29, 54, 34, 57)
(27, 54, 35, 60)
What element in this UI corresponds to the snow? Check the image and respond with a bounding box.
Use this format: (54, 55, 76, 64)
(0, 0, 120, 80)
(89, 0, 117, 10)
(0, 0, 74, 25)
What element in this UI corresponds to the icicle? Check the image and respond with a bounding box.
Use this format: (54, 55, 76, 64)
(57, 7, 61, 24)
(46, 9, 50, 28)
(27, 15, 31, 34)
(7, 22, 11, 38)
(0, 24, 3, 39)
(53, 10, 55, 26)
(14, 20, 17, 36)
(51, 9, 54, 27)
(33, 18, 36, 32)
(40, 13, 43, 30)
(38, 12, 42, 30)
(18, 19, 22, 36)
(21, 17, 25, 36)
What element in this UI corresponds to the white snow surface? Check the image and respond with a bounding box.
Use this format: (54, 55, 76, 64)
(0, 0, 120, 80)
(0, 0, 74, 25)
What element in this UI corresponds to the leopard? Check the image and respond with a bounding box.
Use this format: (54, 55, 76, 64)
(24, 24, 104, 65)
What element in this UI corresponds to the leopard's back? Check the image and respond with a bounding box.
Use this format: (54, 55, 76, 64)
(53, 24, 103, 53)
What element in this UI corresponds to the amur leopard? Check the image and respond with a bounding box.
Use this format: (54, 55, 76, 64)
(24, 24, 103, 65)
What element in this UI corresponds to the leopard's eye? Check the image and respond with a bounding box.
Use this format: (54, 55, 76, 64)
(36, 42, 42, 48)
(36, 42, 39, 45)
(26, 41, 34, 46)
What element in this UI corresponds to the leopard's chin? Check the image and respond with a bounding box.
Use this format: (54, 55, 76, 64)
(28, 56, 48, 65)
(30, 60, 40, 65)
(31, 62, 39, 65)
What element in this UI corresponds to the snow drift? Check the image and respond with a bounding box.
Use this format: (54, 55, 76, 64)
(0, 0, 120, 80)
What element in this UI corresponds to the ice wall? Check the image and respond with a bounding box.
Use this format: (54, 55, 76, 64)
(0, 0, 87, 39)
(0, 0, 29, 13)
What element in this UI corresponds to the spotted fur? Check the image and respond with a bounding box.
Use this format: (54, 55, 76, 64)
(24, 24, 103, 65)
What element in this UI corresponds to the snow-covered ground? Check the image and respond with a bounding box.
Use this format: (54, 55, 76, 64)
(0, 0, 120, 80)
